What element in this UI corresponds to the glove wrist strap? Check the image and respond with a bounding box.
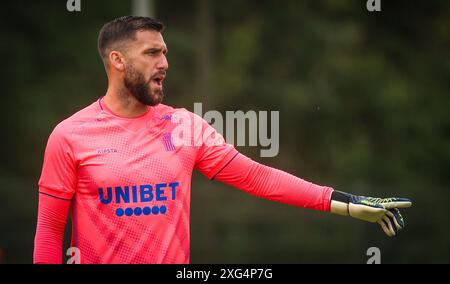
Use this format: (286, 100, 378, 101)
(331, 190, 351, 203)
(330, 190, 351, 216)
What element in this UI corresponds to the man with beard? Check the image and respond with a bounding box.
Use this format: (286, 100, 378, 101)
(33, 16, 412, 264)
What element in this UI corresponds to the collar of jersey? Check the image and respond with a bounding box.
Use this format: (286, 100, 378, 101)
(96, 96, 158, 134)
(98, 96, 155, 120)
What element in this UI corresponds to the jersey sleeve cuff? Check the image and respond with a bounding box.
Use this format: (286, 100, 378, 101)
(322, 187, 334, 212)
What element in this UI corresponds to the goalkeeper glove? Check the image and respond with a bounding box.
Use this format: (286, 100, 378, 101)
(330, 190, 412, 237)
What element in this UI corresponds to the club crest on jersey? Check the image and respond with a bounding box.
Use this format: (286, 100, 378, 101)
(98, 182, 179, 217)
(162, 133, 176, 151)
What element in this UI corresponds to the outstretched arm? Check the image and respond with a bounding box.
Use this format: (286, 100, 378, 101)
(213, 153, 412, 236)
(213, 153, 333, 212)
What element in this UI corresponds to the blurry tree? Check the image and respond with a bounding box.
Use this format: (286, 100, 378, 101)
(132, 0, 155, 17)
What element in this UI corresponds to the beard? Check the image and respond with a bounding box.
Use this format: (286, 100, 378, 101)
(123, 64, 164, 106)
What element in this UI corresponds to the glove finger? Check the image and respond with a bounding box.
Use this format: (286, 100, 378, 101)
(382, 215, 397, 236)
(386, 208, 404, 230)
(386, 210, 401, 231)
(377, 219, 394, 237)
(349, 203, 386, 222)
(381, 198, 412, 209)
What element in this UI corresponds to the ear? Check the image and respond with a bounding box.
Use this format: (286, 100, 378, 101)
(109, 50, 126, 72)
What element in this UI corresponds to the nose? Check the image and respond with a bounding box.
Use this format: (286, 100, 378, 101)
(157, 54, 169, 71)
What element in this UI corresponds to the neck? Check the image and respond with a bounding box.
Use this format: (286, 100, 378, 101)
(103, 84, 149, 118)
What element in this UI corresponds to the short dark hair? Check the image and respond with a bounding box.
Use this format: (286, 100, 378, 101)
(98, 16, 164, 67)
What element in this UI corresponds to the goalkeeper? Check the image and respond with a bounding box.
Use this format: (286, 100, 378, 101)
(33, 16, 412, 264)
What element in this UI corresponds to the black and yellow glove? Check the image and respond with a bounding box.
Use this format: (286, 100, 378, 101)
(330, 190, 412, 237)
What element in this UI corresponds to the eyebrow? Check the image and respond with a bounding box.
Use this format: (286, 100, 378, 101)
(144, 47, 168, 54)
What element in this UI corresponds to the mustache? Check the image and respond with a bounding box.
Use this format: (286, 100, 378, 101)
(151, 71, 167, 79)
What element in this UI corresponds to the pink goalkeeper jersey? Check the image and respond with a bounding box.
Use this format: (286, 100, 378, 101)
(38, 98, 238, 264)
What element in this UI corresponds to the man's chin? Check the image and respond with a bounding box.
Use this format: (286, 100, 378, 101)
(146, 93, 164, 106)
(153, 92, 164, 104)
(131, 91, 163, 106)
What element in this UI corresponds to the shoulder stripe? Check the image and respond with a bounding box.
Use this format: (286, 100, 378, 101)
(39, 191, 72, 201)
(211, 152, 240, 180)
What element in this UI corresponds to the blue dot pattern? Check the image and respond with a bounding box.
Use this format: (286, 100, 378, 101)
(134, 207, 142, 216)
(116, 206, 167, 217)
(116, 208, 124, 217)
(125, 208, 133, 216)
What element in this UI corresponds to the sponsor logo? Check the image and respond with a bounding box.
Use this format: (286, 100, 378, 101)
(98, 182, 180, 217)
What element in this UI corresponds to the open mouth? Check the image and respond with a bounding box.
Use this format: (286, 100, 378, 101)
(152, 74, 165, 87)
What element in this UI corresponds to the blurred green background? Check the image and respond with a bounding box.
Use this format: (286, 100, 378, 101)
(0, 0, 449, 263)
